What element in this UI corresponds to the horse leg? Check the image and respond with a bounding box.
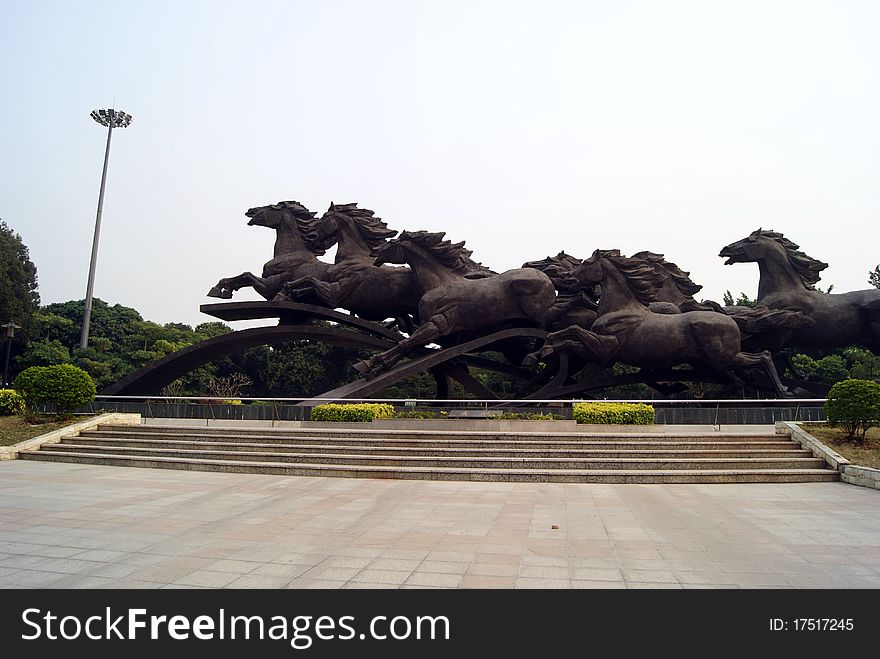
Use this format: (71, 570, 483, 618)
(354, 317, 446, 376)
(524, 325, 618, 367)
(729, 350, 792, 397)
(207, 272, 265, 299)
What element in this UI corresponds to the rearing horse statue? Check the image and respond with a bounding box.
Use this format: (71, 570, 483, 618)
(719, 229, 880, 353)
(275, 203, 423, 326)
(207, 201, 328, 300)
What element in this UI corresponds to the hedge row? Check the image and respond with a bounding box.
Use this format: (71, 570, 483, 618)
(310, 403, 396, 422)
(573, 402, 654, 425)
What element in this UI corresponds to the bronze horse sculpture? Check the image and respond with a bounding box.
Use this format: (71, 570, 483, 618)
(526, 249, 792, 396)
(353, 231, 555, 376)
(207, 201, 328, 300)
(719, 229, 880, 353)
(275, 203, 423, 327)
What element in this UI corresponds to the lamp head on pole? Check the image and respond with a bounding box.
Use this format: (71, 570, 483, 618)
(2, 321, 21, 339)
(90, 108, 133, 128)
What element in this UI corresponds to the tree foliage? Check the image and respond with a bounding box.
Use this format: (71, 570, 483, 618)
(723, 290, 757, 308)
(0, 220, 40, 350)
(824, 379, 880, 442)
(870, 265, 880, 290)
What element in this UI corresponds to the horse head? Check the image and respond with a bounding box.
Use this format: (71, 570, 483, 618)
(315, 202, 397, 255)
(571, 249, 619, 288)
(718, 228, 777, 265)
(372, 230, 421, 267)
(244, 201, 325, 254)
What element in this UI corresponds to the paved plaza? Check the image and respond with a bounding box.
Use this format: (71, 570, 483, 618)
(0, 460, 879, 589)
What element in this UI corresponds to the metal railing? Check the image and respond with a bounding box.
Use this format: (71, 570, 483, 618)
(75, 395, 829, 426)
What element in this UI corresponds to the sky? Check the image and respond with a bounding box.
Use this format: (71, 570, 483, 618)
(2, 0, 878, 329)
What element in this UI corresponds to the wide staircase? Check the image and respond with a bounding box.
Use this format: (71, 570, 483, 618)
(17, 423, 839, 484)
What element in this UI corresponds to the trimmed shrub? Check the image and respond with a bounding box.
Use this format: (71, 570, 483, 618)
(824, 379, 880, 442)
(0, 389, 26, 416)
(573, 402, 654, 425)
(13, 364, 96, 413)
(310, 403, 395, 422)
(488, 412, 563, 420)
(394, 411, 444, 419)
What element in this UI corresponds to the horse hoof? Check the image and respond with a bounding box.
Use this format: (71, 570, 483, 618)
(522, 353, 539, 368)
(207, 287, 225, 298)
(353, 360, 372, 375)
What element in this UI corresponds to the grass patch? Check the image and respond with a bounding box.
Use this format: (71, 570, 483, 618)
(801, 423, 880, 469)
(0, 416, 79, 447)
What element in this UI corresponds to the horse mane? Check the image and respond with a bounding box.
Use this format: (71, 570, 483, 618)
(754, 229, 828, 289)
(595, 250, 664, 305)
(327, 203, 397, 250)
(523, 251, 582, 289)
(632, 251, 702, 296)
(396, 230, 495, 276)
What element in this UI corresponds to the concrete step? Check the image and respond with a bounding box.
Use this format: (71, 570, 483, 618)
(79, 430, 797, 451)
(62, 437, 813, 459)
(18, 449, 840, 484)
(97, 425, 783, 442)
(45, 443, 830, 470)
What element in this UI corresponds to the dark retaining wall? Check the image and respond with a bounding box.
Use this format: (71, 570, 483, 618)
(75, 401, 826, 425)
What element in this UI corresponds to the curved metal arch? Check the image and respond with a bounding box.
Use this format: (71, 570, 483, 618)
(303, 328, 548, 403)
(101, 325, 394, 395)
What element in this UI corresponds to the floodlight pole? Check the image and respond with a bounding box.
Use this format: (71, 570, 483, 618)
(80, 108, 132, 349)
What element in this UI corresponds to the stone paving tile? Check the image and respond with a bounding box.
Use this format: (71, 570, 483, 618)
(459, 575, 517, 588)
(674, 570, 737, 585)
(129, 565, 201, 583)
(416, 561, 470, 575)
(285, 578, 347, 589)
(73, 549, 129, 562)
(174, 570, 242, 588)
(518, 555, 569, 568)
(570, 580, 627, 589)
(86, 562, 141, 579)
(250, 563, 312, 579)
(622, 569, 678, 584)
(369, 558, 423, 571)
(682, 584, 740, 589)
(342, 582, 398, 589)
(516, 578, 572, 589)
(626, 582, 682, 589)
(571, 567, 624, 582)
(303, 566, 363, 581)
(1, 569, 68, 587)
(48, 575, 118, 588)
(518, 565, 571, 580)
(318, 555, 374, 569)
(466, 562, 519, 578)
(227, 574, 294, 589)
(350, 569, 414, 586)
(203, 559, 260, 574)
(404, 572, 463, 588)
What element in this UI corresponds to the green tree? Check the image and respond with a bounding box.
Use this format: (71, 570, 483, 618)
(33, 312, 74, 341)
(815, 355, 849, 383)
(870, 265, 880, 289)
(15, 339, 70, 368)
(722, 290, 757, 308)
(0, 220, 40, 362)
